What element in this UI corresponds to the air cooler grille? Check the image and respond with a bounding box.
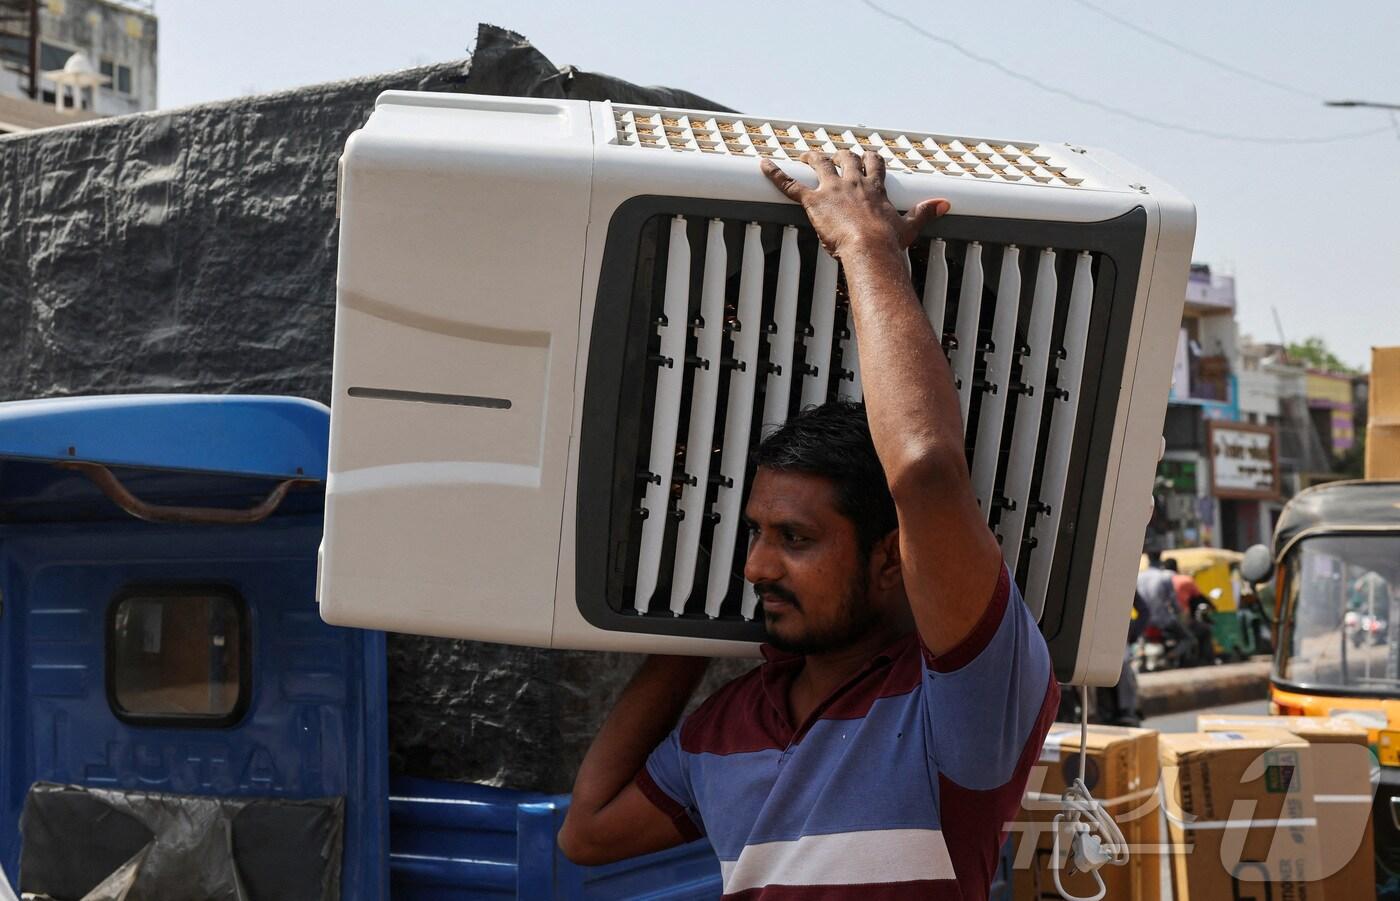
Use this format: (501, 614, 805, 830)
(577, 198, 1147, 651)
(610, 105, 1086, 188)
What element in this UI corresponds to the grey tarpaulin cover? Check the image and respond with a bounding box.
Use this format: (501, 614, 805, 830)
(0, 23, 747, 794)
(19, 783, 343, 901)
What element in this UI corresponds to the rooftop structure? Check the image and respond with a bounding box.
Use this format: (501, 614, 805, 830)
(0, 0, 155, 132)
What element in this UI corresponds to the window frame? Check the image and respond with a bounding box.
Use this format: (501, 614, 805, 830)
(105, 584, 252, 729)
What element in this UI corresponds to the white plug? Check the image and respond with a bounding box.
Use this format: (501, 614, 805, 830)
(1072, 826, 1111, 872)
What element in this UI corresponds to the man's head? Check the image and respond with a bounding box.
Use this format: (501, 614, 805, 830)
(742, 402, 908, 655)
(1163, 558, 1179, 573)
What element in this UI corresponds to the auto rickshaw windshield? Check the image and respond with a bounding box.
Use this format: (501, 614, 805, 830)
(1278, 533, 1400, 695)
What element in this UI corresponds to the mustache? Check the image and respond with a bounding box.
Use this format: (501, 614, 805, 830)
(753, 581, 800, 608)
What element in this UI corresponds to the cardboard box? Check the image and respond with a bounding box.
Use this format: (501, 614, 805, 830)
(1161, 729, 1323, 900)
(1367, 420, 1400, 480)
(1371, 346, 1400, 422)
(1009, 723, 1161, 901)
(1197, 714, 1376, 900)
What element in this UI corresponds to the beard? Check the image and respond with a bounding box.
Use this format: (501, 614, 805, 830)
(758, 568, 880, 656)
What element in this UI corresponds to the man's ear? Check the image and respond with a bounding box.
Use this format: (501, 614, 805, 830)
(871, 530, 903, 593)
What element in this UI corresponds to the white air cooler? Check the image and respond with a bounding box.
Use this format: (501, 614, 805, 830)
(318, 91, 1195, 685)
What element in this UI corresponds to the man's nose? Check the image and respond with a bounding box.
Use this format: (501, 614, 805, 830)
(743, 536, 783, 585)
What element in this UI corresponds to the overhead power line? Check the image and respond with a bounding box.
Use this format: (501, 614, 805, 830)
(1327, 99, 1400, 142)
(1066, 0, 1323, 102)
(860, 0, 1391, 146)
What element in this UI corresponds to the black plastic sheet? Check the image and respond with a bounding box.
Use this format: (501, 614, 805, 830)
(0, 23, 745, 794)
(19, 783, 343, 901)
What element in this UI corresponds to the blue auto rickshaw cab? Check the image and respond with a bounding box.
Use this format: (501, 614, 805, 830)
(0, 395, 387, 899)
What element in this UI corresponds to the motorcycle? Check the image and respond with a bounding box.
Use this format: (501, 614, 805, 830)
(1133, 623, 1198, 672)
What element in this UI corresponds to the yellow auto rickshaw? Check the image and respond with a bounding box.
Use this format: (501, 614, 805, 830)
(1241, 480, 1400, 892)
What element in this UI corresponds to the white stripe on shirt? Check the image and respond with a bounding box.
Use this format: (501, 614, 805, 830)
(719, 828, 955, 893)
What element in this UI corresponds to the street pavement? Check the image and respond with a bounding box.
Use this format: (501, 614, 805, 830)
(1142, 698, 1269, 733)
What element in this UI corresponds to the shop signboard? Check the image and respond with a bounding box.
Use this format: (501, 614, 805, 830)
(1209, 421, 1280, 500)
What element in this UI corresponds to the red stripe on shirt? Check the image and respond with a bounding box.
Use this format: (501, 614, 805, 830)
(679, 636, 928, 755)
(818, 636, 922, 720)
(679, 667, 789, 755)
(635, 766, 703, 842)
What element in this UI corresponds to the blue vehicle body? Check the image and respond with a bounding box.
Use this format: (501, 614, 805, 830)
(388, 776, 721, 899)
(0, 394, 724, 899)
(0, 396, 386, 896)
(0, 394, 1012, 899)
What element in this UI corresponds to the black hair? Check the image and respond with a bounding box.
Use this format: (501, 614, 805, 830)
(751, 401, 898, 556)
(1163, 557, 1179, 572)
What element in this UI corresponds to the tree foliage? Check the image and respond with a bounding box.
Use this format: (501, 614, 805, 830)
(1287, 336, 1358, 374)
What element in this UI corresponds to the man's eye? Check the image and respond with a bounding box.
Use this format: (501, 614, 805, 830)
(783, 531, 807, 546)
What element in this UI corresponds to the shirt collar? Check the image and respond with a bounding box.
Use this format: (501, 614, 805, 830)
(756, 632, 917, 730)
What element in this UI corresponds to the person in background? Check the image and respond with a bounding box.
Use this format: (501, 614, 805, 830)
(1095, 591, 1147, 726)
(1137, 553, 1181, 634)
(1163, 558, 1194, 614)
(1137, 553, 1196, 666)
(1163, 558, 1216, 664)
(1190, 590, 1219, 665)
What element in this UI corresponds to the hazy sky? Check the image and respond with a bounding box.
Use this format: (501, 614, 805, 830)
(155, 0, 1398, 369)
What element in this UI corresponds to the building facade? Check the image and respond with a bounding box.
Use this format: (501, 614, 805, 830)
(0, 0, 154, 128)
(1151, 265, 1305, 552)
(1153, 264, 1246, 550)
(1305, 369, 1356, 465)
(1149, 262, 1362, 554)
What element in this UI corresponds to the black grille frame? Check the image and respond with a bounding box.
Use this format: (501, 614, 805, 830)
(576, 194, 1148, 679)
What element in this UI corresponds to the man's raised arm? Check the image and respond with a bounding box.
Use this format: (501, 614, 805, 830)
(761, 151, 1003, 656)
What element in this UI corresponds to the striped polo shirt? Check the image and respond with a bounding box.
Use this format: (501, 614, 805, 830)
(636, 565, 1058, 900)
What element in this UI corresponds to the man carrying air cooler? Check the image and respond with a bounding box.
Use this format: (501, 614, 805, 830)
(558, 152, 1059, 900)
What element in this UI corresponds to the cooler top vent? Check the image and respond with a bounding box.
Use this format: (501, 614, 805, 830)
(608, 104, 1086, 189)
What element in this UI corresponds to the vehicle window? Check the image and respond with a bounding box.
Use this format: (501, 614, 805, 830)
(109, 590, 246, 722)
(1278, 535, 1400, 693)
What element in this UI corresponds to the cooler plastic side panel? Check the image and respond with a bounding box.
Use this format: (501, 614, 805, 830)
(1072, 167, 1196, 685)
(318, 93, 594, 645)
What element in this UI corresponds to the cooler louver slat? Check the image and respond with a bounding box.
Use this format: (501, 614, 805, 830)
(835, 299, 863, 403)
(1024, 251, 1095, 618)
(970, 246, 1021, 513)
(800, 251, 839, 409)
(634, 217, 692, 613)
(761, 226, 802, 436)
(707, 223, 765, 619)
(923, 238, 949, 344)
(951, 242, 984, 431)
(997, 249, 1058, 574)
(668, 219, 729, 613)
(323, 92, 1195, 685)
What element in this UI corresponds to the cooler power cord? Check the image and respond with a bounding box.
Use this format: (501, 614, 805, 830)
(1051, 685, 1130, 901)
